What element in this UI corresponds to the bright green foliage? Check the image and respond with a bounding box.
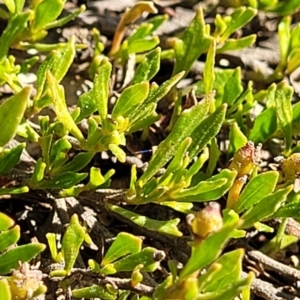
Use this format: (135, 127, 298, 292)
(1, 1, 300, 299)
(0, 212, 46, 299)
(47, 214, 92, 277)
(0, 87, 30, 147)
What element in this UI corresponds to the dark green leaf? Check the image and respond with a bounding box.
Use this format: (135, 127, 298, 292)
(0, 243, 45, 274)
(190, 169, 237, 202)
(101, 247, 163, 275)
(32, 172, 87, 189)
(249, 107, 277, 143)
(51, 152, 94, 174)
(273, 201, 300, 218)
(0, 143, 25, 175)
(138, 97, 210, 185)
(223, 68, 243, 106)
(235, 171, 279, 213)
(188, 104, 227, 158)
(0, 11, 31, 60)
(108, 204, 182, 236)
(0, 225, 20, 252)
(241, 185, 293, 228)
(101, 232, 142, 266)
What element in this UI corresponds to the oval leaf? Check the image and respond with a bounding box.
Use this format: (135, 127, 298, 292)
(0, 87, 30, 147)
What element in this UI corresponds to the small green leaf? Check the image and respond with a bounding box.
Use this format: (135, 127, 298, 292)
(128, 36, 159, 54)
(220, 7, 257, 41)
(274, 82, 293, 152)
(129, 103, 159, 132)
(32, 0, 64, 32)
(47, 72, 86, 145)
(147, 14, 168, 33)
(35, 51, 56, 100)
(204, 39, 216, 95)
(179, 210, 239, 281)
(267, 1, 300, 16)
(93, 58, 112, 120)
(112, 82, 149, 118)
(172, 8, 212, 76)
(0, 11, 31, 60)
(161, 201, 193, 214)
(132, 47, 161, 84)
(127, 23, 153, 43)
(139, 97, 210, 185)
(188, 104, 227, 158)
(158, 137, 191, 184)
(0, 225, 20, 252)
(287, 48, 300, 74)
(51, 152, 94, 174)
(107, 204, 182, 236)
(32, 172, 87, 189)
(217, 35, 256, 52)
(190, 169, 237, 202)
(0, 87, 30, 147)
(198, 274, 253, 300)
(228, 123, 247, 154)
(0, 143, 25, 175)
(249, 107, 277, 143)
(0, 212, 14, 231)
(0, 186, 29, 196)
(241, 185, 293, 228)
(172, 178, 227, 201)
(72, 285, 117, 299)
(273, 201, 300, 218)
(44, 5, 85, 31)
(235, 171, 279, 213)
(146, 74, 183, 107)
(49, 137, 71, 169)
(76, 90, 97, 122)
(101, 247, 163, 275)
(0, 243, 45, 275)
(0, 278, 11, 300)
(39, 135, 52, 169)
(223, 68, 243, 106)
(51, 36, 76, 83)
(200, 249, 244, 292)
(101, 232, 142, 266)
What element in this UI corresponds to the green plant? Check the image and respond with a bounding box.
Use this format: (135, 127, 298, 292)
(0, 212, 45, 299)
(1, 0, 300, 299)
